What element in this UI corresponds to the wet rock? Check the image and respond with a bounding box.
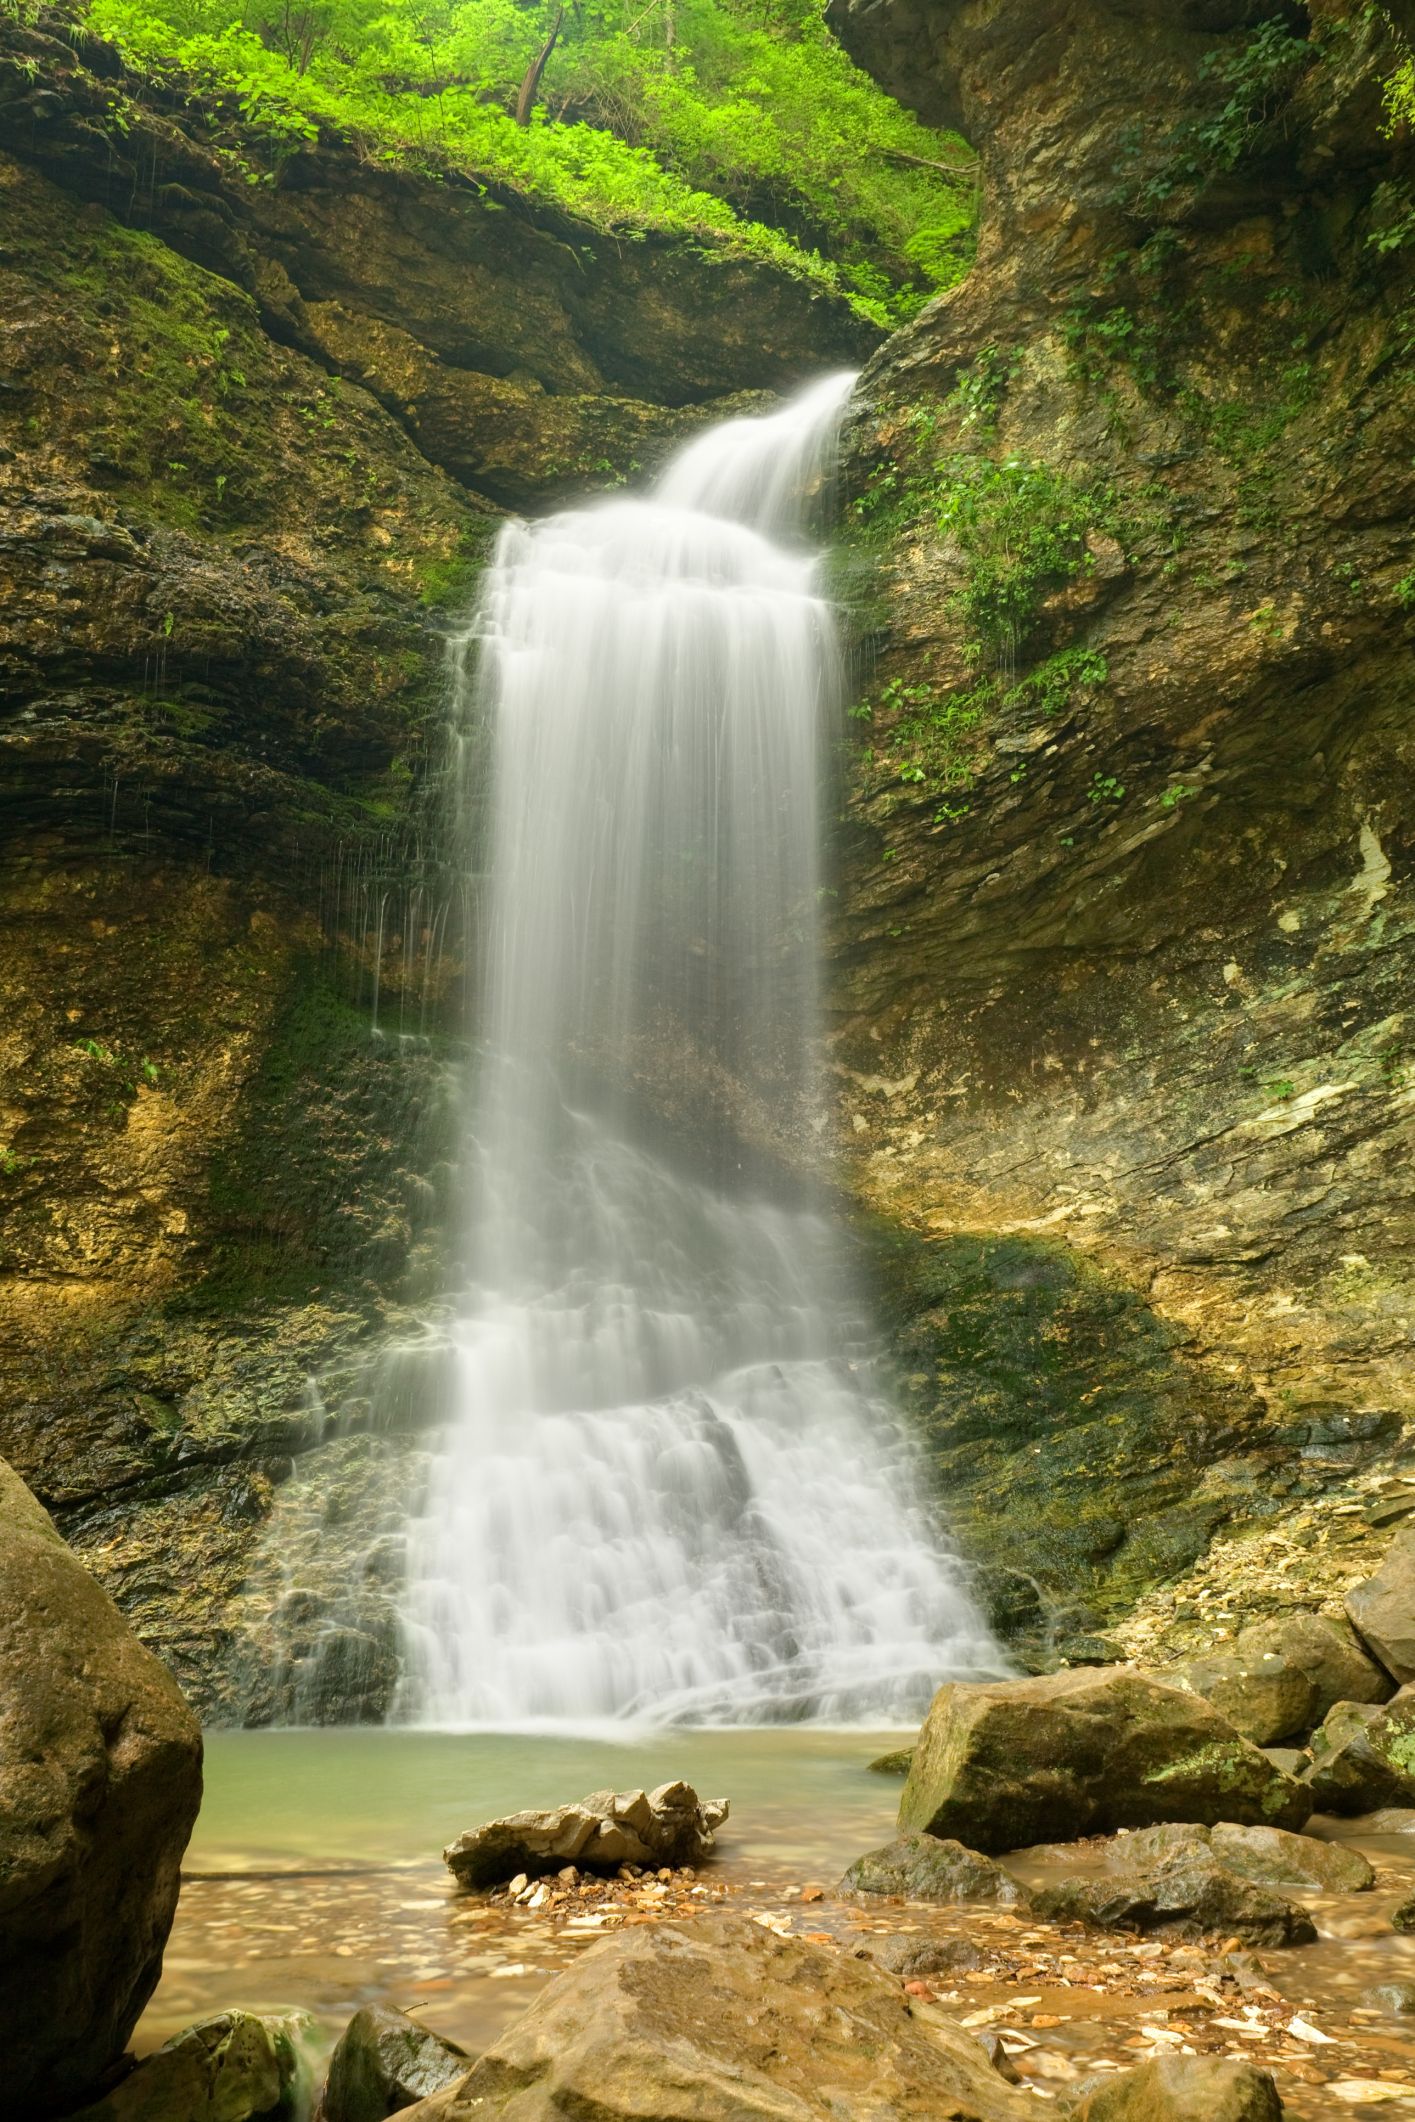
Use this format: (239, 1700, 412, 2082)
(840, 1834, 1026, 1904)
(900, 1669, 1310, 1854)
(857, 1933, 985, 1978)
(399, 1912, 1033, 2120)
(1361, 1980, 1415, 2014)
(1102, 1819, 1372, 1891)
(1393, 1893, 1415, 1933)
(1260, 1749, 1309, 1778)
(973, 2031, 1022, 2085)
(1209, 1820, 1372, 1893)
(1302, 1687, 1415, 1812)
(68, 2009, 312, 2121)
(0, 1457, 204, 2117)
(443, 1783, 727, 1888)
(318, 2004, 468, 2121)
(868, 1747, 914, 1775)
(1347, 1527, 1415, 1684)
(1356, 1807, 1415, 1832)
(1031, 1846, 1316, 1948)
(1071, 2052, 1282, 2121)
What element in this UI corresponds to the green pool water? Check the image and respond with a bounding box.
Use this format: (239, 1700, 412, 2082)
(145, 1726, 909, 2059)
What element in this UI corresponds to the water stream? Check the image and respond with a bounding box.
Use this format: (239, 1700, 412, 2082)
(379, 373, 997, 1727)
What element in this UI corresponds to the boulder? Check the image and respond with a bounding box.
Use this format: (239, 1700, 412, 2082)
(1209, 1821, 1373, 1893)
(1302, 1688, 1415, 1812)
(1347, 1528, 1415, 1684)
(0, 1456, 204, 2117)
(1031, 1845, 1316, 1947)
(398, 1913, 1034, 2121)
(1393, 1892, 1415, 1933)
(1072, 2053, 1282, 2120)
(1175, 1613, 1390, 1744)
(868, 1748, 914, 1775)
(318, 2005, 469, 2121)
(68, 2010, 312, 2121)
(899, 1669, 1310, 1854)
(443, 1782, 726, 1888)
(1174, 1650, 1317, 1747)
(1090, 1820, 1371, 1892)
(1357, 1807, 1415, 1832)
(840, 1834, 1026, 1904)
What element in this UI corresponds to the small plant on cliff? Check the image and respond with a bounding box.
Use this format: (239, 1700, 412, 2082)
(937, 457, 1120, 662)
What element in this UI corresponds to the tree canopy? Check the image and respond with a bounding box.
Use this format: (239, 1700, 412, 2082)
(81, 0, 977, 324)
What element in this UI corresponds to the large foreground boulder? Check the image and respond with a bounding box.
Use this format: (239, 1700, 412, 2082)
(840, 1834, 1025, 1904)
(444, 1782, 726, 1888)
(400, 1914, 1034, 2121)
(1073, 2054, 1282, 2120)
(899, 1669, 1310, 1853)
(1303, 1687, 1415, 1812)
(0, 1457, 204, 2117)
(1347, 1529, 1415, 1684)
(69, 2011, 313, 2121)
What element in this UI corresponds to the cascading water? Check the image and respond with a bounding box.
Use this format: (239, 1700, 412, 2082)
(392, 372, 1000, 1727)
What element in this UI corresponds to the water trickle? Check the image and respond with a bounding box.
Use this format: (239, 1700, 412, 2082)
(394, 372, 999, 1727)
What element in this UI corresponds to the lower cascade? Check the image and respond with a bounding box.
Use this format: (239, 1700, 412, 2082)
(390, 372, 998, 1727)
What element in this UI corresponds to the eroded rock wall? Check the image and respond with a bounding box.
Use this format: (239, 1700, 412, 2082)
(828, 0, 1415, 1651)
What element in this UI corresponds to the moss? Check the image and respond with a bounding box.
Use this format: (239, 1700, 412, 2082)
(864, 1225, 1284, 1641)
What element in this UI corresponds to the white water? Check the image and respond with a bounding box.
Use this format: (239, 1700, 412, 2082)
(393, 373, 999, 1727)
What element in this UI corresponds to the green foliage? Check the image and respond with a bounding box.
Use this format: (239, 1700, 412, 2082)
(936, 457, 1118, 661)
(72, 1037, 161, 1096)
(1140, 17, 1314, 211)
(83, 0, 975, 323)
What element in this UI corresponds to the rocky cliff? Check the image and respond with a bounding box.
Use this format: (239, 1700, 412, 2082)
(0, 9, 874, 1716)
(826, 0, 1415, 1658)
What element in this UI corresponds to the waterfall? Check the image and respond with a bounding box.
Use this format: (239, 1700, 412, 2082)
(392, 373, 999, 1728)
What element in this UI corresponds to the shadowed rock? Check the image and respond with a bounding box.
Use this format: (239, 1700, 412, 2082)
(1032, 1845, 1316, 1947)
(0, 1456, 203, 2117)
(318, 2005, 469, 2122)
(444, 1782, 727, 1888)
(1303, 1687, 1415, 1812)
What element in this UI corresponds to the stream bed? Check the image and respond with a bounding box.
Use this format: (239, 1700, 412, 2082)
(142, 1729, 1415, 2114)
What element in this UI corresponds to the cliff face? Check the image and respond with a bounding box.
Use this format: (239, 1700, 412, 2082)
(0, 12, 874, 1716)
(827, 0, 1415, 1655)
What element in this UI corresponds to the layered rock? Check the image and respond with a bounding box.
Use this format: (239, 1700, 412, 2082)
(899, 1668, 1311, 1852)
(1031, 1849, 1317, 1948)
(443, 1783, 728, 1888)
(0, 1457, 203, 2116)
(821, 0, 1415, 1642)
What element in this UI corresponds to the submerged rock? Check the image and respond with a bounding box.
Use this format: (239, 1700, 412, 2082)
(1361, 1980, 1415, 2015)
(1302, 1687, 1415, 1812)
(443, 1782, 727, 1888)
(1031, 1845, 1316, 1947)
(1071, 2053, 1282, 2120)
(856, 1933, 986, 1978)
(840, 1834, 1025, 1904)
(0, 1457, 204, 2117)
(318, 2005, 468, 2121)
(398, 1913, 1033, 2120)
(1347, 1528, 1415, 1684)
(900, 1669, 1310, 1854)
(68, 2010, 312, 2121)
